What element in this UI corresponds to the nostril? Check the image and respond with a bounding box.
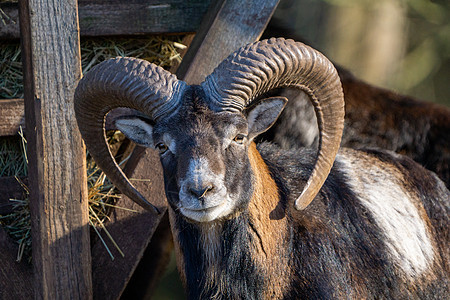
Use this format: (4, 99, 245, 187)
(190, 185, 214, 198)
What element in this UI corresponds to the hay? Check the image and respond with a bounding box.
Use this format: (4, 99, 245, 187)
(0, 43, 22, 99)
(0, 35, 185, 262)
(1, 35, 184, 99)
(0, 130, 134, 262)
(0, 135, 27, 177)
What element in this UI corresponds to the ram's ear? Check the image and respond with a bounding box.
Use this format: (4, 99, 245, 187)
(246, 97, 288, 140)
(114, 116, 155, 148)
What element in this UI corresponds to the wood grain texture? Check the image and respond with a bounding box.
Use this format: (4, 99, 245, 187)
(176, 0, 280, 84)
(19, 0, 92, 298)
(0, 99, 25, 136)
(0, 0, 212, 40)
(91, 147, 168, 300)
(0, 226, 33, 300)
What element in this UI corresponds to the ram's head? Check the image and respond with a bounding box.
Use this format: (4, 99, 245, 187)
(74, 38, 344, 220)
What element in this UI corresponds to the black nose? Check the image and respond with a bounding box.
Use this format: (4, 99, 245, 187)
(189, 185, 214, 198)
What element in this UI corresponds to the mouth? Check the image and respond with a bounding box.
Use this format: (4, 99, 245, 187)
(180, 202, 229, 222)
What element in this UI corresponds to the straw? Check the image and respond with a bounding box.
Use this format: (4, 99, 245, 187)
(1, 35, 184, 99)
(0, 130, 140, 262)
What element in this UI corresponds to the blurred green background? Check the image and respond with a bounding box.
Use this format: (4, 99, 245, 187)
(272, 0, 449, 106)
(151, 0, 449, 299)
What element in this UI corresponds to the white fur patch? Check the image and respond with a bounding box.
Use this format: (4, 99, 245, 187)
(179, 158, 233, 222)
(185, 158, 216, 190)
(115, 117, 154, 148)
(337, 151, 434, 277)
(162, 133, 176, 154)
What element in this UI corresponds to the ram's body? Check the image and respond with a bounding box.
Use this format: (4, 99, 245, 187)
(74, 39, 450, 299)
(169, 140, 449, 299)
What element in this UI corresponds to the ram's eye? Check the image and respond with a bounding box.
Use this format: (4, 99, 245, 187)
(156, 143, 168, 154)
(233, 134, 246, 144)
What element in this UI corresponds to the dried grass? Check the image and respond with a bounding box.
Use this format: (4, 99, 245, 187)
(0, 43, 22, 99)
(1, 35, 184, 99)
(0, 130, 134, 262)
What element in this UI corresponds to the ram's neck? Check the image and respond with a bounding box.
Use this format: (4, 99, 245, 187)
(246, 142, 292, 298)
(169, 143, 291, 299)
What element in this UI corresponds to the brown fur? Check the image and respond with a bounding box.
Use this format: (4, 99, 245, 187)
(247, 142, 292, 299)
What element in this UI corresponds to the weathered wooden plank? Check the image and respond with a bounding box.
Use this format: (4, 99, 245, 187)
(0, 99, 25, 136)
(0, 0, 212, 40)
(18, 0, 92, 298)
(0, 226, 33, 300)
(176, 0, 280, 84)
(91, 147, 167, 300)
(0, 99, 133, 136)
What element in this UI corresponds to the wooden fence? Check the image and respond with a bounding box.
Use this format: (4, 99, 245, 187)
(0, 0, 279, 298)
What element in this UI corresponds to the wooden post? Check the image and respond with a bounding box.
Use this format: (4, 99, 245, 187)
(19, 0, 92, 298)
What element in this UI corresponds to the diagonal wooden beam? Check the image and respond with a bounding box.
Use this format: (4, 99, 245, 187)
(176, 0, 280, 84)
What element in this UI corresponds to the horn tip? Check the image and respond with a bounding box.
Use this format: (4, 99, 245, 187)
(143, 199, 162, 215)
(134, 193, 161, 215)
(294, 197, 309, 210)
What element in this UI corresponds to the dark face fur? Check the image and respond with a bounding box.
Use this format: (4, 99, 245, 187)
(153, 87, 255, 222)
(115, 86, 286, 223)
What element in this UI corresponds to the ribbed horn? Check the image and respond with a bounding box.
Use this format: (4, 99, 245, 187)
(74, 57, 186, 213)
(201, 38, 344, 210)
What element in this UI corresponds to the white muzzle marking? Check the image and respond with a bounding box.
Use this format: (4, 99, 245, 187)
(179, 158, 233, 222)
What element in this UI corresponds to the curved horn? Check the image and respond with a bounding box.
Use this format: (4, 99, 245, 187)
(74, 57, 186, 213)
(201, 38, 344, 210)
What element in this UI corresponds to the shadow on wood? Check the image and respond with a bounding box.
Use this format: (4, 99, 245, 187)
(92, 147, 168, 300)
